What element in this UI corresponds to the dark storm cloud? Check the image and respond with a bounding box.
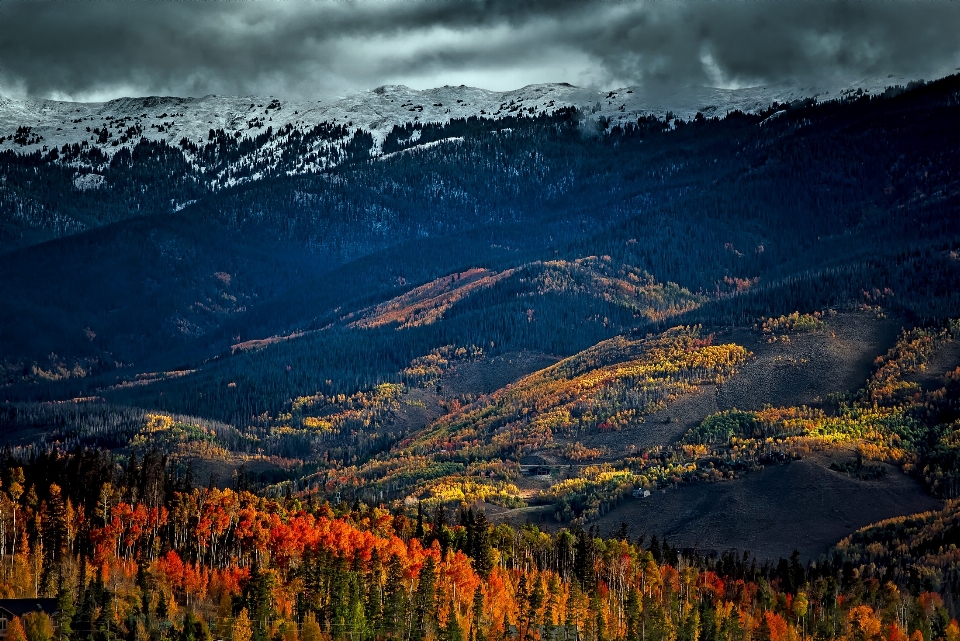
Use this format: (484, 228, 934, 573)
(1, 0, 959, 100)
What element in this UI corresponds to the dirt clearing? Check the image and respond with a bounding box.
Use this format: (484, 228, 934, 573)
(589, 449, 940, 562)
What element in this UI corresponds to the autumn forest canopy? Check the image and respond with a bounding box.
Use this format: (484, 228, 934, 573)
(0, 76, 959, 641)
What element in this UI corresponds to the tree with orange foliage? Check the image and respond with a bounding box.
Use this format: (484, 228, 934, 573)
(848, 606, 883, 641)
(886, 622, 909, 641)
(6, 617, 28, 641)
(757, 611, 789, 641)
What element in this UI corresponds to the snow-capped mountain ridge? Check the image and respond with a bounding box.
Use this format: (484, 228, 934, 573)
(0, 74, 932, 194)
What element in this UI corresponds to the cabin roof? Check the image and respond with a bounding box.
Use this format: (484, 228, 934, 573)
(0, 599, 59, 618)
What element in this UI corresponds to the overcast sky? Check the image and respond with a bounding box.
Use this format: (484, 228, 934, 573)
(2, 0, 960, 101)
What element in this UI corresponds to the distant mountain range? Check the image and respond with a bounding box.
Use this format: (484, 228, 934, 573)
(0, 74, 926, 181)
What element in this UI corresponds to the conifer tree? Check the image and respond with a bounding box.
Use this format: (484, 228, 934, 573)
(471, 512, 493, 578)
(471, 587, 485, 641)
(412, 556, 437, 641)
(626, 588, 641, 641)
(444, 602, 463, 641)
(55, 577, 75, 641)
(383, 555, 409, 639)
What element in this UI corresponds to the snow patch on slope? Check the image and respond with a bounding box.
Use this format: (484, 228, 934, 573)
(72, 173, 105, 190)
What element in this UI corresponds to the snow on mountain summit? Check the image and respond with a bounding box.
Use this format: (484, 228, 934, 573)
(0, 83, 593, 158)
(0, 74, 926, 180)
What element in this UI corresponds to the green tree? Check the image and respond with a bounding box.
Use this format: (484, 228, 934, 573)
(179, 613, 211, 641)
(383, 555, 409, 639)
(471, 587, 485, 641)
(241, 564, 275, 641)
(41, 485, 68, 593)
(625, 588, 641, 641)
(472, 510, 493, 577)
(444, 603, 464, 641)
(412, 556, 437, 641)
(55, 578, 75, 641)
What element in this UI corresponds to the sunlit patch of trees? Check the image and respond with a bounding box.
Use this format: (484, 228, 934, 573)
(401, 347, 485, 388)
(351, 269, 513, 330)
(862, 325, 958, 408)
(757, 312, 828, 339)
(406, 327, 748, 456)
(525, 318, 960, 524)
(678, 321, 960, 480)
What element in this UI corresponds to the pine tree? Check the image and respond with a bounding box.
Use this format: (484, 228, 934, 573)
(95, 573, 115, 641)
(55, 577, 75, 641)
(595, 607, 606, 641)
(41, 484, 68, 592)
(242, 563, 274, 641)
(179, 613, 211, 641)
(345, 573, 368, 639)
(383, 555, 409, 639)
(528, 579, 544, 638)
(416, 503, 425, 540)
(516, 575, 528, 638)
(136, 564, 151, 624)
(756, 611, 772, 641)
(72, 580, 95, 641)
(472, 511, 493, 578)
(156, 591, 169, 626)
(626, 588, 641, 641)
(412, 556, 437, 641)
(364, 548, 384, 635)
(444, 602, 464, 641)
(433, 506, 450, 555)
(471, 587, 485, 641)
(649, 536, 662, 564)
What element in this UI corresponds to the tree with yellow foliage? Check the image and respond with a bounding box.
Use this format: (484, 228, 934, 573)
(23, 612, 54, 641)
(232, 608, 252, 641)
(300, 612, 322, 641)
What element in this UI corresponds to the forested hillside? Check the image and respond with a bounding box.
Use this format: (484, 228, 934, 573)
(0, 76, 959, 640)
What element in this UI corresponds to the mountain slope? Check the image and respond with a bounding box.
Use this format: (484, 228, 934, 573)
(0, 74, 932, 253)
(0, 75, 920, 161)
